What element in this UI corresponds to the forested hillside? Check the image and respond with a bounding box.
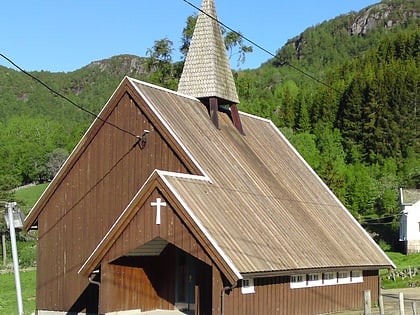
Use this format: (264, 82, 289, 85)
(1, 0, 419, 248)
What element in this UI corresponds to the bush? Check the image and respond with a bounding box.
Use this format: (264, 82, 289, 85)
(378, 239, 392, 251)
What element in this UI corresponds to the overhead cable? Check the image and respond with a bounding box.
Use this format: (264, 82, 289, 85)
(181, 0, 340, 93)
(0, 53, 138, 138)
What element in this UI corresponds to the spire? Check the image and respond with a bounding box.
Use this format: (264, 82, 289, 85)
(178, 0, 239, 104)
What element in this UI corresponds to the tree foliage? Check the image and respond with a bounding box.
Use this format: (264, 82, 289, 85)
(180, 14, 253, 66)
(0, 0, 419, 235)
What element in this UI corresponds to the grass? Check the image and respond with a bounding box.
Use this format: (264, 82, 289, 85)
(14, 183, 48, 212)
(381, 252, 420, 289)
(1, 184, 41, 314)
(0, 270, 36, 315)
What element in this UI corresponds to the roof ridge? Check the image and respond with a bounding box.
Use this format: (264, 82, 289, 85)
(126, 76, 198, 101)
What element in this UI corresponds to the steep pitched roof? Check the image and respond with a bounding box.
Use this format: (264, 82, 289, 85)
(401, 189, 420, 206)
(177, 0, 239, 104)
(79, 170, 242, 284)
(79, 77, 394, 279)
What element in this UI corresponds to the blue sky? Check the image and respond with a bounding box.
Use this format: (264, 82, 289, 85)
(0, 0, 379, 72)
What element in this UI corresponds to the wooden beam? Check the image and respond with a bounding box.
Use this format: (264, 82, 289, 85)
(230, 104, 244, 135)
(209, 97, 219, 129)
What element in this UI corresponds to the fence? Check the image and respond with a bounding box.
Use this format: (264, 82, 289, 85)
(364, 289, 419, 315)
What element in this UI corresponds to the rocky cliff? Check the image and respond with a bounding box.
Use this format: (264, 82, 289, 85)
(349, 1, 420, 36)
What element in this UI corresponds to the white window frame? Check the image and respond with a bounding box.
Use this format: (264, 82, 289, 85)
(323, 272, 337, 285)
(241, 278, 255, 294)
(351, 270, 363, 283)
(337, 271, 351, 284)
(307, 273, 322, 287)
(290, 274, 306, 288)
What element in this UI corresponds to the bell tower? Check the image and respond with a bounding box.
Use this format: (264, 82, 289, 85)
(177, 0, 244, 134)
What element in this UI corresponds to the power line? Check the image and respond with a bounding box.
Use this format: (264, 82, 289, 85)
(181, 0, 340, 93)
(0, 53, 138, 138)
(360, 213, 401, 225)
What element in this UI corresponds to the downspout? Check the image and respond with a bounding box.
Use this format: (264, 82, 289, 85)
(89, 270, 100, 287)
(221, 281, 238, 315)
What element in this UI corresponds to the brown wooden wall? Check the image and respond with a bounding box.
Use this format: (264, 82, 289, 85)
(106, 188, 213, 266)
(36, 88, 195, 312)
(221, 270, 379, 315)
(99, 187, 214, 313)
(100, 250, 176, 312)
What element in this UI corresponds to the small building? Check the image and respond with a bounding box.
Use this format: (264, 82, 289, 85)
(24, 0, 394, 314)
(399, 188, 420, 254)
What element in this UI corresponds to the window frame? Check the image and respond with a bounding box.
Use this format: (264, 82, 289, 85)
(307, 273, 322, 287)
(337, 271, 351, 284)
(351, 270, 363, 283)
(323, 272, 337, 285)
(290, 274, 306, 289)
(241, 278, 255, 294)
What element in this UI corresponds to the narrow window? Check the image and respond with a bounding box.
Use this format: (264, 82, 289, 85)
(290, 274, 306, 288)
(323, 272, 337, 285)
(338, 271, 350, 284)
(241, 278, 255, 294)
(351, 270, 363, 283)
(307, 273, 322, 287)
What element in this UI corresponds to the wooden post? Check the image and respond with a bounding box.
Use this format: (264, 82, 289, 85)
(412, 301, 417, 315)
(195, 285, 200, 315)
(399, 292, 405, 315)
(364, 290, 371, 315)
(378, 294, 384, 315)
(1, 232, 6, 267)
(229, 104, 244, 135)
(209, 97, 219, 129)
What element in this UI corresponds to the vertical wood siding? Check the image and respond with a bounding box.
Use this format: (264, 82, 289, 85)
(100, 251, 175, 312)
(100, 188, 213, 313)
(36, 90, 193, 311)
(221, 270, 379, 315)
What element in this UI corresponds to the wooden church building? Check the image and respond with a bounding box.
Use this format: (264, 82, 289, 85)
(24, 0, 394, 314)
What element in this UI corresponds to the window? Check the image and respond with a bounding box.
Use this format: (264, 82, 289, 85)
(337, 271, 350, 284)
(351, 270, 363, 283)
(323, 272, 337, 285)
(307, 273, 322, 287)
(241, 278, 255, 294)
(290, 275, 306, 288)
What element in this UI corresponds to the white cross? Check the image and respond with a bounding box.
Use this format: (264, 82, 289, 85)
(151, 197, 167, 225)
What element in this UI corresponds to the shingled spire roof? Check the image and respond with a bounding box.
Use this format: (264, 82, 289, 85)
(177, 0, 239, 104)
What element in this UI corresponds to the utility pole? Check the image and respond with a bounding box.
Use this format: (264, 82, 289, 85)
(4, 202, 24, 315)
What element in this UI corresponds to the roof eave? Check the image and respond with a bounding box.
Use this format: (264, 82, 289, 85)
(242, 264, 395, 278)
(79, 170, 242, 285)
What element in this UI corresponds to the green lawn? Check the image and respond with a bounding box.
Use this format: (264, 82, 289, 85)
(0, 270, 36, 315)
(381, 252, 420, 289)
(1, 184, 41, 314)
(14, 183, 49, 212)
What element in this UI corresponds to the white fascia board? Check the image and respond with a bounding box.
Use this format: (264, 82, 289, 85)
(78, 170, 158, 274)
(128, 78, 210, 183)
(158, 171, 243, 280)
(268, 119, 396, 269)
